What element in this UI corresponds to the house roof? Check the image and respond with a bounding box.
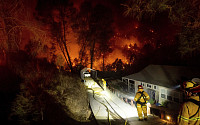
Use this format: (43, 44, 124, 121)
(123, 65, 200, 88)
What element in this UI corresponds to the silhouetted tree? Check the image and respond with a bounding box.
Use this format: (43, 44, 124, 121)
(122, 43, 140, 65)
(72, 3, 115, 69)
(89, 4, 115, 69)
(111, 58, 124, 71)
(122, 0, 200, 57)
(35, 0, 75, 72)
(71, 1, 92, 67)
(0, 0, 47, 65)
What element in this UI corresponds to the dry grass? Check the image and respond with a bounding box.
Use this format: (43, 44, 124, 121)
(47, 72, 91, 122)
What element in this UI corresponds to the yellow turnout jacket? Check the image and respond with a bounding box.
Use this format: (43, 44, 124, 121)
(134, 90, 150, 105)
(177, 96, 200, 125)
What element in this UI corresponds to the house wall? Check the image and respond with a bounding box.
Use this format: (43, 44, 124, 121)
(122, 77, 183, 108)
(159, 86, 167, 104)
(159, 87, 183, 104)
(122, 77, 129, 91)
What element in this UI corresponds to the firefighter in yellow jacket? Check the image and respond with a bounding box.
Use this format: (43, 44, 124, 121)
(177, 80, 200, 125)
(102, 79, 106, 90)
(134, 85, 150, 121)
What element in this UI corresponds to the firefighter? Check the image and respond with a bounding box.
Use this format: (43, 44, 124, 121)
(102, 79, 107, 90)
(134, 85, 150, 121)
(177, 80, 200, 125)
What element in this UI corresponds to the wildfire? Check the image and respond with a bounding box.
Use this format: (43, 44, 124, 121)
(149, 29, 154, 33)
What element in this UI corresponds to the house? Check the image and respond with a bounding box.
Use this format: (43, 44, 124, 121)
(122, 64, 200, 109)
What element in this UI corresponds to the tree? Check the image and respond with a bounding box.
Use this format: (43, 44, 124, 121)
(9, 85, 42, 124)
(111, 58, 124, 71)
(71, 1, 92, 67)
(122, 43, 140, 65)
(72, 3, 115, 69)
(0, 0, 49, 66)
(89, 4, 114, 69)
(94, 6, 114, 71)
(35, 0, 75, 72)
(122, 0, 200, 56)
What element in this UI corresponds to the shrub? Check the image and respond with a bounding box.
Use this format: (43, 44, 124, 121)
(46, 72, 91, 122)
(9, 83, 41, 125)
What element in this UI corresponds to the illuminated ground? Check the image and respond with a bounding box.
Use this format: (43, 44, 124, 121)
(84, 78, 175, 125)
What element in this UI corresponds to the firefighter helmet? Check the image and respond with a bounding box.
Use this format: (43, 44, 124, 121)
(183, 80, 200, 93)
(138, 85, 143, 89)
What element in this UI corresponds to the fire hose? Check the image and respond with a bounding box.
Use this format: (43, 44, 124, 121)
(87, 85, 128, 125)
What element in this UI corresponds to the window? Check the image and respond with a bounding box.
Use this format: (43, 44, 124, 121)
(161, 89, 166, 99)
(174, 97, 179, 103)
(129, 80, 135, 84)
(161, 94, 166, 98)
(123, 79, 128, 84)
(167, 96, 172, 101)
(140, 82, 145, 86)
(147, 84, 152, 88)
(167, 90, 173, 101)
(154, 85, 157, 90)
(129, 80, 135, 93)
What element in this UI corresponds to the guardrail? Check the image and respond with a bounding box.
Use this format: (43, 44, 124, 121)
(108, 86, 136, 107)
(94, 78, 136, 107)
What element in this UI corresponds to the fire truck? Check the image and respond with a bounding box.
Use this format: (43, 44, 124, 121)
(80, 67, 97, 80)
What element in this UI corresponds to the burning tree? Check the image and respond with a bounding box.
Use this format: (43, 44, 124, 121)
(0, 0, 50, 65)
(122, 43, 140, 65)
(71, 1, 92, 68)
(72, 2, 115, 69)
(89, 4, 114, 69)
(122, 0, 200, 57)
(35, 0, 75, 72)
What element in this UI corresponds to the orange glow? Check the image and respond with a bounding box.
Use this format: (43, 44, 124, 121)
(34, 25, 141, 71)
(93, 35, 141, 70)
(134, 23, 139, 29)
(119, 36, 141, 47)
(52, 10, 60, 23)
(150, 29, 154, 33)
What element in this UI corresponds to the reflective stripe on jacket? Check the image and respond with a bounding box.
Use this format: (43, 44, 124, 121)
(177, 96, 200, 125)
